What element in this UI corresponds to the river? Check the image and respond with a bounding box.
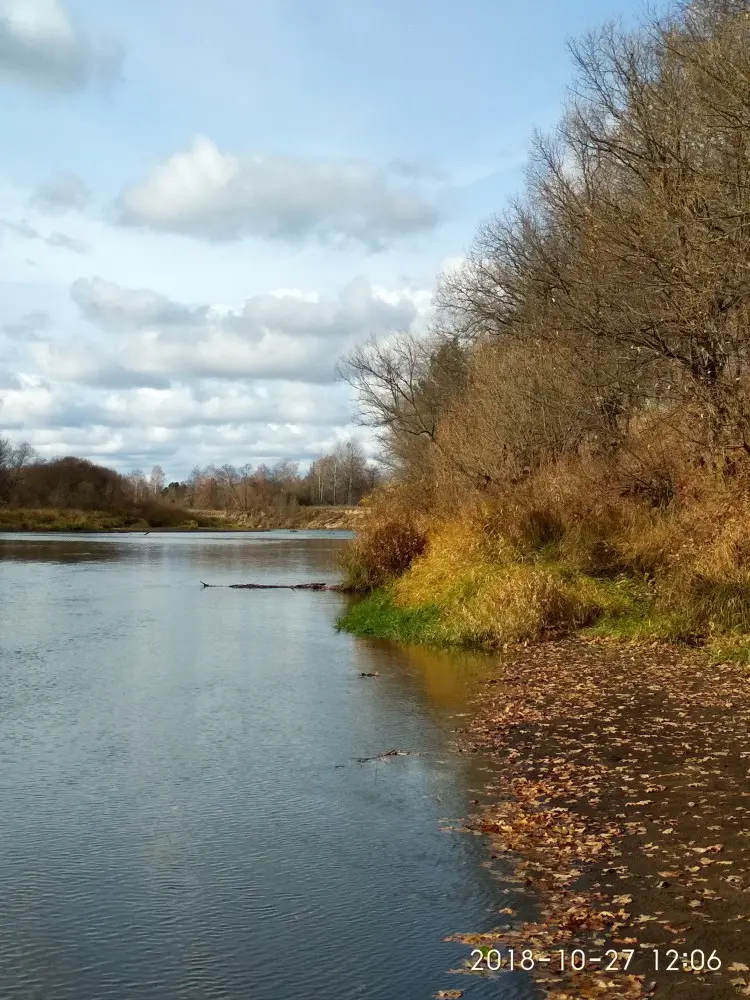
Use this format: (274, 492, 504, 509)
(0, 530, 536, 1000)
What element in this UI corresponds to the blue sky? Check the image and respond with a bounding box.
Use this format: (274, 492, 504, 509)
(0, 0, 645, 478)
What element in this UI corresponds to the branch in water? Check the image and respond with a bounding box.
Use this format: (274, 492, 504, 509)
(355, 749, 423, 764)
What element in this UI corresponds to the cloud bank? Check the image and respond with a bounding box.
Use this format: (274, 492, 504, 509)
(117, 136, 442, 249)
(0, 273, 429, 473)
(47, 275, 420, 386)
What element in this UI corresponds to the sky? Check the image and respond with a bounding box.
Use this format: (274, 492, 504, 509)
(0, 0, 645, 480)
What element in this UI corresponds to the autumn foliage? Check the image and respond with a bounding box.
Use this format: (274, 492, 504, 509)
(341, 0, 750, 658)
(339, 492, 428, 591)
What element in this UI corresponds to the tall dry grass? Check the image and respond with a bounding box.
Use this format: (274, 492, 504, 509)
(342, 451, 750, 651)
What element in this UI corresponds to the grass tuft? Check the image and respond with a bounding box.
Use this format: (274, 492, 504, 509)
(337, 588, 446, 645)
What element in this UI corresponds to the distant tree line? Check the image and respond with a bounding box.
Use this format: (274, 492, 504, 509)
(0, 436, 378, 515)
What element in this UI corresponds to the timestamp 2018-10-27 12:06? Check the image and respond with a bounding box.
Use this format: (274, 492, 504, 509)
(469, 947, 725, 974)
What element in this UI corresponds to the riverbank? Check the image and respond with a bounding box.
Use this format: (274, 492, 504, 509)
(337, 507, 750, 997)
(194, 505, 364, 530)
(449, 637, 750, 999)
(0, 507, 229, 532)
(337, 501, 750, 666)
(0, 505, 362, 533)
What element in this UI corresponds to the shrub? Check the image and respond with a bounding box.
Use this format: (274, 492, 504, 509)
(339, 490, 428, 591)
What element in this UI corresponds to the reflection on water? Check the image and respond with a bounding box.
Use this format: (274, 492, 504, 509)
(0, 529, 352, 571)
(355, 639, 500, 712)
(0, 532, 536, 1000)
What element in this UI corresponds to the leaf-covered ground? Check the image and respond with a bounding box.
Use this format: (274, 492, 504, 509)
(451, 638, 750, 999)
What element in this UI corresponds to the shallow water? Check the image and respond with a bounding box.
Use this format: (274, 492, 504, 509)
(0, 530, 536, 1000)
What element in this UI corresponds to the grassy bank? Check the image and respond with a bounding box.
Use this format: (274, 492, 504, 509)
(339, 564, 652, 649)
(337, 484, 750, 665)
(0, 504, 363, 533)
(0, 506, 225, 532)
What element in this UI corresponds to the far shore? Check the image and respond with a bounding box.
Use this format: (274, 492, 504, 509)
(0, 505, 363, 534)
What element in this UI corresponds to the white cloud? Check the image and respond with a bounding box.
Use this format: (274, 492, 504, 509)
(0, 272, 429, 474)
(5, 398, 367, 476)
(46, 231, 88, 253)
(70, 276, 200, 331)
(41, 274, 423, 385)
(438, 254, 467, 278)
(0, 171, 441, 476)
(116, 135, 442, 249)
(95, 381, 349, 430)
(0, 0, 122, 92)
(0, 373, 61, 423)
(0, 174, 450, 309)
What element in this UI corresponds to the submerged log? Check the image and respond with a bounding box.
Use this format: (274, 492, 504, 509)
(355, 749, 423, 764)
(200, 580, 346, 591)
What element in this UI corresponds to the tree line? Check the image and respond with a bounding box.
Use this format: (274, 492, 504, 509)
(342, 0, 750, 512)
(0, 437, 378, 514)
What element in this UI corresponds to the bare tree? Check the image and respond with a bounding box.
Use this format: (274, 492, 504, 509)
(150, 465, 166, 498)
(0, 437, 34, 503)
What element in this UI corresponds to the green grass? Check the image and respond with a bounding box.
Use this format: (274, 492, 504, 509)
(340, 577, 750, 669)
(339, 572, 643, 648)
(584, 609, 692, 641)
(578, 575, 690, 640)
(337, 587, 450, 646)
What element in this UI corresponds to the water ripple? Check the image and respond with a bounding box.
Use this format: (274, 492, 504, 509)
(0, 533, 535, 1000)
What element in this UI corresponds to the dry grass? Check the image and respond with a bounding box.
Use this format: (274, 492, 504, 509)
(0, 508, 128, 531)
(341, 501, 638, 648)
(341, 460, 750, 652)
(393, 516, 636, 647)
(0, 505, 219, 532)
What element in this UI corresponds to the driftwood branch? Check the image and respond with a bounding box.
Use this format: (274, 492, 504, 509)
(355, 749, 423, 764)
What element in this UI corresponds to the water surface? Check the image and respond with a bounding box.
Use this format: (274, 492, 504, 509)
(0, 531, 536, 999)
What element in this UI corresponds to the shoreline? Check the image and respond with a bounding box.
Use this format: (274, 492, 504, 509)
(0, 505, 362, 534)
(337, 569, 750, 995)
(0, 525, 349, 534)
(444, 636, 750, 999)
